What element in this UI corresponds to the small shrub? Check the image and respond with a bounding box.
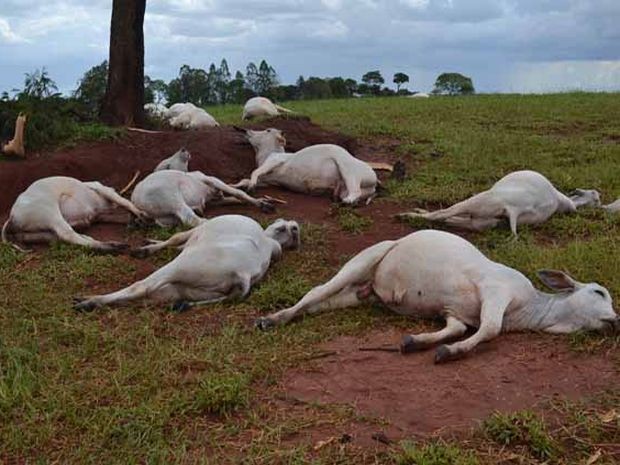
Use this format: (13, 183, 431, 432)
(483, 411, 558, 460)
(332, 206, 373, 234)
(395, 440, 479, 465)
(190, 371, 250, 416)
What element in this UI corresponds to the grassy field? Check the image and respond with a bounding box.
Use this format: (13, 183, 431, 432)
(1, 94, 619, 464)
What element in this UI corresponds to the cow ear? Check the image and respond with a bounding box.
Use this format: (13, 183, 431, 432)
(537, 270, 579, 291)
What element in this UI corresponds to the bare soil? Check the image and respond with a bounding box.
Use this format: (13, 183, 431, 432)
(280, 329, 620, 444)
(0, 116, 617, 446)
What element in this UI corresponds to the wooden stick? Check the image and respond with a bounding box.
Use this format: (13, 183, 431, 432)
(358, 346, 400, 353)
(119, 171, 140, 195)
(263, 195, 287, 205)
(127, 127, 164, 134)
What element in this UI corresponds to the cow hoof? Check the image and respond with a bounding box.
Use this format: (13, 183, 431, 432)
(400, 335, 423, 354)
(434, 345, 461, 364)
(171, 301, 191, 312)
(99, 242, 129, 254)
(259, 201, 276, 213)
(129, 248, 149, 259)
(73, 297, 96, 312)
(255, 316, 275, 331)
(391, 160, 407, 181)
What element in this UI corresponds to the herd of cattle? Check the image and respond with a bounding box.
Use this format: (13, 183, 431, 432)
(1, 97, 619, 363)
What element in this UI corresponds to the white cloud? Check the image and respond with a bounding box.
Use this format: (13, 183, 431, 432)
(310, 20, 349, 39)
(0, 0, 619, 94)
(0, 17, 25, 43)
(507, 60, 620, 93)
(400, 0, 430, 10)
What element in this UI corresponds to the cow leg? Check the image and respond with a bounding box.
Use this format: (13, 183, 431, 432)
(170, 273, 252, 311)
(400, 316, 468, 353)
(131, 228, 195, 257)
(11, 230, 57, 244)
(434, 293, 510, 363)
(73, 266, 173, 310)
(442, 215, 502, 231)
(51, 216, 126, 252)
(83, 181, 145, 218)
(398, 192, 498, 223)
(211, 197, 243, 206)
(257, 284, 366, 329)
(256, 241, 395, 330)
(175, 203, 203, 227)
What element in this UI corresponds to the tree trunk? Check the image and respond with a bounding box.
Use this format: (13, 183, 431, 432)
(101, 0, 146, 127)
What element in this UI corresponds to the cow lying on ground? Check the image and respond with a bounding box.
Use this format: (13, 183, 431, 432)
(154, 147, 191, 172)
(234, 128, 378, 205)
(131, 170, 275, 227)
(166, 103, 219, 130)
(73, 215, 300, 311)
(2, 176, 146, 252)
(256, 229, 617, 363)
(397, 170, 600, 235)
(604, 199, 619, 213)
(242, 97, 293, 120)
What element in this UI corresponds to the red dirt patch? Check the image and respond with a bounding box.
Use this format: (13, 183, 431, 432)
(281, 328, 619, 441)
(0, 116, 360, 214)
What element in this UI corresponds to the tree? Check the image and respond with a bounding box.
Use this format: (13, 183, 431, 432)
(299, 77, 332, 100)
(245, 62, 259, 94)
(393, 72, 410, 91)
(256, 60, 278, 96)
(144, 77, 168, 104)
(167, 65, 209, 105)
(228, 70, 248, 104)
(432, 72, 475, 95)
(22, 67, 58, 98)
(328, 77, 349, 98)
(216, 59, 231, 103)
(344, 78, 358, 95)
(361, 70, 384, 95)
(74, 61, 108, 116)
(100, 0, 146, 126)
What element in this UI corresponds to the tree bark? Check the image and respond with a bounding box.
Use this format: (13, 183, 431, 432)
(101, 0, 146, 127)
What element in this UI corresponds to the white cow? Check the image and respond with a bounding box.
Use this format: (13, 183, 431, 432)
(2, 176, 146, 252)
(408, 92, 430, 98)
(166, 102, 219, 130)
(234, 128, 378, 205)
(603, 199, 620, 214)
(256, 229, 617, 363)
(73, 215, 300, 311)
(131, 170, 275, 227)
(144, 103, 168, 119)
(398, 170, 601, 235)
(242, 97, 292, 120)
(154, 147, 191, 172)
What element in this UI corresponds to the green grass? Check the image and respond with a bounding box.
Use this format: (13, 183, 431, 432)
(2, 93, 620, 463)
(483, 411, 558, 460)
(395, 441, 479, 465)
(331, 205, 374, 234)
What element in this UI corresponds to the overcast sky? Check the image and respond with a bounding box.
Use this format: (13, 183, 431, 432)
(1, 0, 619, 95)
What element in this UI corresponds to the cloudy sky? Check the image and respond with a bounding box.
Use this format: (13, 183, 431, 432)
(1, 0, 619, 95)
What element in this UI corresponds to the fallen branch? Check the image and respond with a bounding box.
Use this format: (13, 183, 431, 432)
(120, 171, 140, 195)
(127, 127, 164, 134)
(263, 195, 287, 205)
(358, 346, 400, 353)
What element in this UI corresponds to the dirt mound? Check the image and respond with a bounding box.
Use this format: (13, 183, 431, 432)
(0, 116, 358, 215)
(282, 329, 620, 438)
